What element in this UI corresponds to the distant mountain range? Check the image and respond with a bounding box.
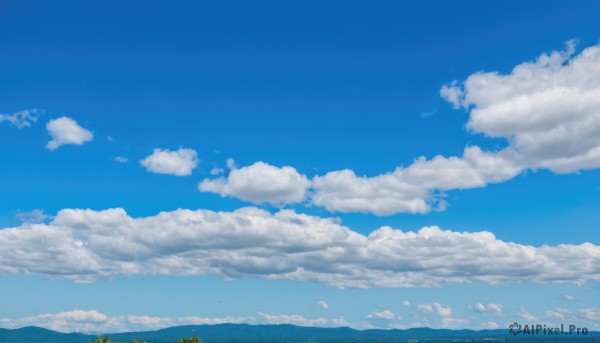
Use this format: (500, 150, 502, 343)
(1, 324, 598, 343)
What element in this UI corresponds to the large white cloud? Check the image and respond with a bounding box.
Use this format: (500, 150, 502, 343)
(1, 207, 599, 288)
(46, 117, 93, 150)
(0, 109, 43, 129)
(312, 146, 521, 215)
(198, 41, 600, 215)
(140, 148, 199, 176)
(199, 161, 311, 204)
(442, 40, 600, 173)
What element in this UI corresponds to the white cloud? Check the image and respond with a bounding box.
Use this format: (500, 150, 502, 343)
(258, 312, 329, 327)
(199, 162, 311, 205)
(441, 317, 469, 328)
(0, 207, 599, 288)
(0, 310, 115, 333)
(579, 308, 600, 321)
(542, 307, 600, 328)
(114, 156, 128, 163)
(416, 304, 434, 314)
(402, 301, 411, 307)
(203, 41, 600, 216)
(0, 109, 42, 129)
(366, 310, 395, 320)
(469, 303, 503, 315)
(15, 209, 50, 223)
(559, 294, 575, 301)
(485, 322, 499, 329)
(125, 314, 249, 329)
(442, 40, 600, 174)
(545, 308, 570, 320)
(140, 148, 199, 176)
(0, 310, 251, 333)
(46, 117, 93, 150)
(518, 307, 537, 322)
(331, 317, 351, 327)
(316, 300, 329, 310)
(210, 167, 224, 175)
(433, 303, 452, 318)
(417, 303, 451, 317)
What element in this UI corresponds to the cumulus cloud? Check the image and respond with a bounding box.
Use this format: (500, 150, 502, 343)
(312, 146, 520, 215)
(402, 301, 411, 307)
(140, 148, 199, 176)
(442, 40, 600, 174)
(46, 117, 93, 150)
(201, 42, 600, 215)
(316, 300, 329, 310)
(469, 303, 503, 315)
(114, 156, 128, 163)
(366, 310, 395, 320)
(0, 109, 43, 129)
(313, 41, 600, 215)
(199, 161, 311, 205)
(0, 207, 599, 288)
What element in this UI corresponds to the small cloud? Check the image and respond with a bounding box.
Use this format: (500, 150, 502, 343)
(199, 161, 310, 205)
(417, 303, 433, 314)
(141, 148, 199, 176)
(46, 117, 93, 150)
(114, 156, 128, 163)
(210, 167, 224, 175)
(559, 294, 575, 302)
(579, 308, 600, 321)
(366, 310, 394, 320)
(0, 109, 43, 129)
(518, 307, 537, 322)
(15, 209, 51, 223)
(316, 300, 329, 310)
(417, 303, 451, 317)
(226, 158, 236, 170)
(420, 109, 437, 119)
(402, 301, 411, 307)
(486, 322, 500, 329)
(468, 303, 503, 315)
(441, 317, 468, 328)
(106, 136, 115, 142)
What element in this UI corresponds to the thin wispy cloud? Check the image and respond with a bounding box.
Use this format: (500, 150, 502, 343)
(0, 109, 43, 129)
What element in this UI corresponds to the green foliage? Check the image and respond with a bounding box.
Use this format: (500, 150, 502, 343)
(177, 335, 202, 343)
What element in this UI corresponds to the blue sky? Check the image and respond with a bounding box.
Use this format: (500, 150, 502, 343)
(1, 0, 600, 333)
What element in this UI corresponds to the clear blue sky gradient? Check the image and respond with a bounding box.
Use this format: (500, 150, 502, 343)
(1, 0, 599, 331)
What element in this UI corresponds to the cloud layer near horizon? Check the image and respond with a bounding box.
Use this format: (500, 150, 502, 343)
(1, 207, 599, 288)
